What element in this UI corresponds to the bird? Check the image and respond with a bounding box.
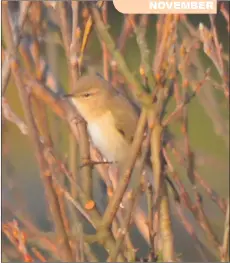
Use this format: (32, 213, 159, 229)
(65, 74, 141, 169)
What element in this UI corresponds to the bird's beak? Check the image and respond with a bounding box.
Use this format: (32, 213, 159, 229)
(63, 93, 74, 98)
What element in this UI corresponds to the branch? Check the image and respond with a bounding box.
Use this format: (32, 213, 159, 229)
(151, 123, 175, 261)
(221, 199, 229, 262)
(130, 15, 155, 89)
(101, 110, 148, 229)
(2, 2, 31, 95)
(2, 97, 28, 135)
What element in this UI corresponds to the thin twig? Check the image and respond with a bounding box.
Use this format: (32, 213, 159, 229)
(102, 110, 147, 228)
(2, 2, 32, 95)
(151, 123, 175, 261)
(102, 2, 109, 81)
(220, 3, 229, 32)
(220, 199, 229, 262)
(2, 97, 28, 135)
(130, 15, 155, 89)
(108, 189, 140, 262)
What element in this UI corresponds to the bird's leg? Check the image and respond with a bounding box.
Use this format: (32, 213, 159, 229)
(79, 159, 113, 169)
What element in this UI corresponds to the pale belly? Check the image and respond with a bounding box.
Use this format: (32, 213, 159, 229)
(87, 115, 130, 163)
(87, 114, 154, 186)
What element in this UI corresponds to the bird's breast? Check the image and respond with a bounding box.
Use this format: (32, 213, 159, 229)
(87, 112, 130, 163)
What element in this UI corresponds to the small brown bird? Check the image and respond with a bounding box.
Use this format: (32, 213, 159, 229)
(67, 74, 140, 168)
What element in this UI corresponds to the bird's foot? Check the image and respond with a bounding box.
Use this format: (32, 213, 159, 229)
(80, 159, 113, 169)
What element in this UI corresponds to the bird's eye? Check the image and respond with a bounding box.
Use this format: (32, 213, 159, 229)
(82, 93, 91, 98)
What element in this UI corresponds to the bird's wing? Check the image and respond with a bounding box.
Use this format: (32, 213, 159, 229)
(110, 93, 139, 144)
